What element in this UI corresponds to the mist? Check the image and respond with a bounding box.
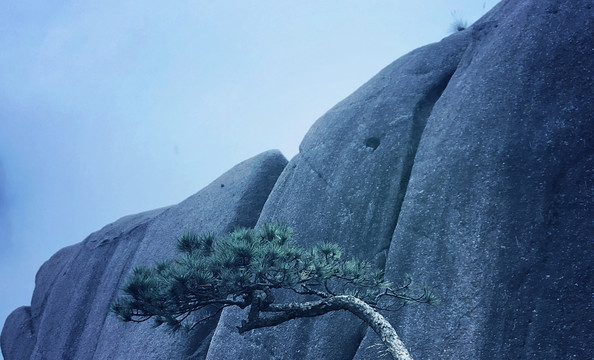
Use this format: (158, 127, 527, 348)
(0, 161, 9, 254)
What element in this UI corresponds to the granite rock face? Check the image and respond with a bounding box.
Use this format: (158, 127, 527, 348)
(352, 0, 593, 359)
(206, 24, 472, 360)
(208, 0, 593, 359)
(1, 150, 287, 360)
(2, 0, 593, 358)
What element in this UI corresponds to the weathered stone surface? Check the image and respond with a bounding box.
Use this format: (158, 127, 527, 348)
(205, 28, 472, 360)
(3, 0, 592, 358)
(0, 150, 287, 360)
(1, 307, 34, 360)
(354, 0, 594, 359)
(207, 1, 593, 359)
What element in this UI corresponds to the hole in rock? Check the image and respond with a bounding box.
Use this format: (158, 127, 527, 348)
(365, 137, 381, 151)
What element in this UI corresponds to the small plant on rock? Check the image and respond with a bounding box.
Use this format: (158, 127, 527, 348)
(450, 18, 468, 32)
(449, 10, 468, 33)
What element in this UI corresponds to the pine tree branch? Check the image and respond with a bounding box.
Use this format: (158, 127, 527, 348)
(238, 295, 413, 360)
(237, 297, 341, 333)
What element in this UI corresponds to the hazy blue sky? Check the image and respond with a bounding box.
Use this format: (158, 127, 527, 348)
(0, 0, 500, 350)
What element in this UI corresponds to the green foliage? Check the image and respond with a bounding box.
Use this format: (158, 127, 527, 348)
(177, 232, 214, 256)
(112, 223, 431, 331)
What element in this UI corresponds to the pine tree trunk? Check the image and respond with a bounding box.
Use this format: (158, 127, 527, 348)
(240, 295, 413, 360)
(330, 295, 413, 360)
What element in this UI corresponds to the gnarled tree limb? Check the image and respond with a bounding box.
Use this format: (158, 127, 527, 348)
(238, 295, 413, 360)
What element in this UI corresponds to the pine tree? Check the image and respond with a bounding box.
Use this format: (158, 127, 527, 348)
(111, 223, 434, 360)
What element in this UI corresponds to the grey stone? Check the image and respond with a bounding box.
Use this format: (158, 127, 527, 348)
(3, 0, 593, 358)
(207, 0, 593, 359)
(1, 307, 34, 360)
(1, 150, 287, 360)
(206, 27, 472, 360)
(354, 0, 594, 359)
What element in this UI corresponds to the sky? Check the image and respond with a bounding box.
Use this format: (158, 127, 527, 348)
(0, 0, 500, 353)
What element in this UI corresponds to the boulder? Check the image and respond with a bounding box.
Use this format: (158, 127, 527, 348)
(1, 150, 287, 360)
(354, 0, 594, 359)
(3, 0, 592, 358)
(206, 27, 472, 360)
(208, 0, 593, 359)
(1, 307, 34, 360)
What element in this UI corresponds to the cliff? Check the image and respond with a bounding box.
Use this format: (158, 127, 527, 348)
(2, 0, 592, 358)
